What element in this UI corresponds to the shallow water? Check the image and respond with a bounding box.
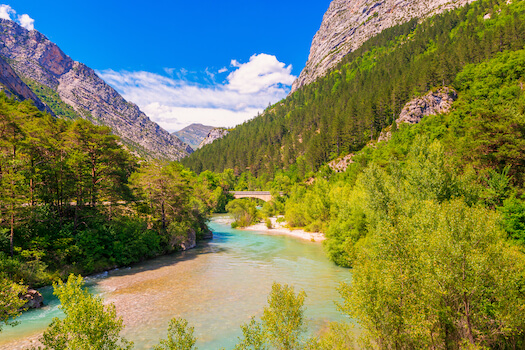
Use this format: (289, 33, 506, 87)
(0, 215, 351, 349)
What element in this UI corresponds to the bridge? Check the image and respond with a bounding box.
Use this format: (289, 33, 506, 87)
(229, 191, 277, 202)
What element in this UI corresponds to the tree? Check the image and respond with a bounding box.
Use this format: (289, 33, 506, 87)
(340, 200, 525, 349)
(36, 274, 133, 350)
(0, 274, 26, 332)
(235, 283, 306, 350)
(153, 318, 197, 350)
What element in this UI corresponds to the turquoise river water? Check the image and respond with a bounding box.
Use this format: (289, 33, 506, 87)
(0, 215, 351, 349)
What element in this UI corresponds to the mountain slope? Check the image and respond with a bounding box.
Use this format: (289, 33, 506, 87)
(0, 55, 51, 113)
(0, 19, 192, 160)
(173, 123, 215, 150)
(292, 0, 474, 92)
(183, 0, 525, 176)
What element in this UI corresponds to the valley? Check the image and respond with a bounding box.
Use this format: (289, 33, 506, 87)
(1, 0, 525, 348)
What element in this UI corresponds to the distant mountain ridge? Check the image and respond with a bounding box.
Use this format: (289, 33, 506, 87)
(292, 0, 474, 92)
(198, 128, 229, 149)
(173, 123, 215, 150)
(0, 19, 192, 160)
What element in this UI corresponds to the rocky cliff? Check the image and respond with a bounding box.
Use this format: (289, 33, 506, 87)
(174, 123, 215, 150)
(292, 0, 474, 92)
(0, 19, 192, 160)
(396, 87, 457, 125)
(198, 128, 229, 148)
(0, 55, 51, 113)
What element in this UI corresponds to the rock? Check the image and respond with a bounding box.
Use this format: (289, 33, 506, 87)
(180, 229, 197, 251)
(292, 0, 476, 92)
(396, 87, 457, 125)
(0, 19, 191, 161)
(198, 128, 229, 148)
(174, 123, 215, 150)
(328, 154, 355, 172)
(0, 55, 52, 114)
(201, 229, 213, 240)
(378, 129, 392, 143)
(20, 289, 44, 309)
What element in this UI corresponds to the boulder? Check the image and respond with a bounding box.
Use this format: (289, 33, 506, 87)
(20, 289, 44, 309)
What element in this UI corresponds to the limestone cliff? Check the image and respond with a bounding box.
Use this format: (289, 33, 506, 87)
(0, 55, 51, 113)
(0, 19, 192, 160)
(292, 0, 474, 92)
(198, 128, 229, 149)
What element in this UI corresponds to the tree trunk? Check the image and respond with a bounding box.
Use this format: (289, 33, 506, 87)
(10, 203, 14, 257)
(161, 200, 166, 231)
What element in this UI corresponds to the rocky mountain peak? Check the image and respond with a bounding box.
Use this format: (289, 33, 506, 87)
(292, 0, 475, 92)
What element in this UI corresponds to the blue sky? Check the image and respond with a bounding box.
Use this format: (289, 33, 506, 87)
(1, 1, 331, 131)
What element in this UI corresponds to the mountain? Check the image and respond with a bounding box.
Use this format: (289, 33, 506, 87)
(183, 0, 525, 176)
(292, 0, 473, 92)
(198, 128, 229, 149)
(0, 19, 192, 160)
(173, 123, 215, 150)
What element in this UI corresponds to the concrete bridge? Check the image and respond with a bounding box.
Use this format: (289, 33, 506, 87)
(229, 191, 277, 202)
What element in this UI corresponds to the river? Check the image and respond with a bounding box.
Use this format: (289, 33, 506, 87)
(0, 215, 351, 349)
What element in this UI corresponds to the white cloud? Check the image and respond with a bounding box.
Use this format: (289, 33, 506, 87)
(218, 67, 228, 74)
(0, 4, 14, 20)
(0, 5, 35, 30)
(97, 53, 296, 132)
(227, 54, 295, 94)
(18, 14, 34, 30)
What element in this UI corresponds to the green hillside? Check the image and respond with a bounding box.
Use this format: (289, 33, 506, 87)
(182, 0, 525, 177)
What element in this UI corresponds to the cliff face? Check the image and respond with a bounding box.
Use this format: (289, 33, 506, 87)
(198, 128, 229, 148)
(292, 0, 474, 92)
(0, 19, 192, 160)
(0, 55, 51, 113)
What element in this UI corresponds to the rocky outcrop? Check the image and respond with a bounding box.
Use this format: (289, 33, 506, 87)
(328, 154, 355, 172)
(198, 128, 229, 148)
(396, 87, 457, 125)
(0, 55, 51, 113)
(20, 289, 44, 309)
(174, 123, 215, 150)
(292, 0, 475, 92)
(0, 19, 191, 160)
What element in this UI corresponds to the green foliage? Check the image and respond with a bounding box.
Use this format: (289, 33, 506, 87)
(0, 94, 213, 286)
(36, 275, 133, 350)
(226, 199, 260, 228)
(235, 283, 307, 350)
(499, 195, 525, 246)
(305, 322, 355, 350)
(340, 200, 525, 348)
(0, 273, 26, 332)
(153, 318, 197, 350)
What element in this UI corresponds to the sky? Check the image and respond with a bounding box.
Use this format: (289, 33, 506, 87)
(1, 1, 331, 132)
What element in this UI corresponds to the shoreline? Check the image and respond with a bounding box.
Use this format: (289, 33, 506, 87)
(240, 216, 326, 242)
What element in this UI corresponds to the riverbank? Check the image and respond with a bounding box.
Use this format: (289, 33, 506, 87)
(242, 216, 326, 242)
(1, 215, 347, 350)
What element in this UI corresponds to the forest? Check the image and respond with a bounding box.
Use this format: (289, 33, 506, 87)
(0, 94, 238, 293)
